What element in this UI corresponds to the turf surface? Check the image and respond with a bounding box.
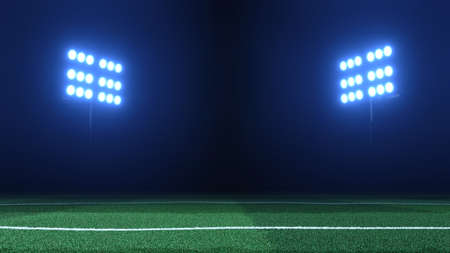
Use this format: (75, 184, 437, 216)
(0, 196, 450, 252)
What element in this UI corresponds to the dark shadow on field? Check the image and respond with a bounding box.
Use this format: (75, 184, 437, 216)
(239, 200, 450, 252)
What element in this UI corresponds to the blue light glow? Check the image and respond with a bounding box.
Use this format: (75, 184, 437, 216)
(340, 79, 347, 89)
(99, 59, 107, 69)
(115, 64, 123, 73)
(67, 69, 76, 80)
(338, 45, 394, 104)
(66, 85, 75, 96)
(65, 50, 124, 107)
(355, 56, 362, 66)
(76, 71, 85, 82)
(368, 87, 376, 97)
(76, 87, 84, 97)
(384, 46, 392, 57)
(86, 55, 94, 65)
(385, 82, 394, 93)
(341, 94, 348, 104)
(340, 61, 347, 71)
(68, 50, 77, 60)
(367, 52, 375, 62)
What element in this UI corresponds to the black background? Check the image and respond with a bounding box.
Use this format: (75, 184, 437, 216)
(1, 0, 450, 194)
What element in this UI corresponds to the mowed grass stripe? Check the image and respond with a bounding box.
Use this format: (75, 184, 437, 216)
(2, 201, 450, 206)
(2, 226, 450, 231)
(1, 204, 450, 228)
(1, 230, 449, 252)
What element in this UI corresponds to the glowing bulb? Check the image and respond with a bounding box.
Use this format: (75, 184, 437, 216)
(114, 81, 122, 91)
(367, 52, 375, 62)
(341, 94, 348, 104)
(115, 64, 123, 73)
(368, 87, 376, 97)
(340, 61, 347, 71)
(107, 79, 114, 89)
(355, 56, 362, 66)
(99, 59, 107, 69)
(106, 94, 114, 104)
(76, 87, 84, 97)
(68, 50, 77, 60)
(348, 77, 355, 87)
(376, 68, 384, 79)
(384, 46, 392, 57)
(107, 61, 115, 71)
(98, 92, 106, 102)
(340, 79, 347, 89)
(356, 90, 363, 100)
(385, 82, 394, 93)
(85, 89, 93, 99)
(67, 69, 76, 80)
(377, 84, 385, 95)
(66, 85, 75, 96)
(99, 77, 106, 87)
(114, 96, 122, 105)
(76, 72, 85, 82)
(85, 74, 94, 84)
(375, 49, 383, 59)
(368, 71, 375, 81)
(348, 92, 355, 102)
(355, 75, 363, 85)
(347, 59, 354, 69)
(86, 55, 94, 65)
(384, 66, 393, 77)
(77, 52, 86, 63)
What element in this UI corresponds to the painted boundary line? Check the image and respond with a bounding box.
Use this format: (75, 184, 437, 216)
(1, 201, 450, 206)
(1, 226, 450, 232)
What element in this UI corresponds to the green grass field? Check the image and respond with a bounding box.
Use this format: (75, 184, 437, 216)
(0, 196, 450, 252)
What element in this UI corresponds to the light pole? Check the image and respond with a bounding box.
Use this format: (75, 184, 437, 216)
(370, 99, 373, 145)
(65, 49, 124, 144)
(338, 45, 396, 144)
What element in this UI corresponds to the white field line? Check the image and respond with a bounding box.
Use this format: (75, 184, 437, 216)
(1, 226, 450, 232)
(1, 201, 450, 206)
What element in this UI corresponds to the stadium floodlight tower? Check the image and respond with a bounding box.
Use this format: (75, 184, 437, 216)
(338, 44, 396, 143)
(65, 49, 124, 143)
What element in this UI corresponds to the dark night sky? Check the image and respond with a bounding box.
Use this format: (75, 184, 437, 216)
(1, 0, 450, 194)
